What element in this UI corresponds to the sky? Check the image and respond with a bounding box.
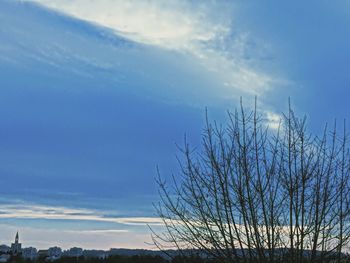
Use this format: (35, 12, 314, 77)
(0, 0, 350, 250)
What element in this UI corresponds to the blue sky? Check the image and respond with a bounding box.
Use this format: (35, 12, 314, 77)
(0, 0, 349, 249)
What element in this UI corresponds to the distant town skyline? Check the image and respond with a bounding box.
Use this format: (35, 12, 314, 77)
(0, 231, 169, 262)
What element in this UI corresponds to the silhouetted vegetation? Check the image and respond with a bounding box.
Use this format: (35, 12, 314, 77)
(6, 253, 350, 263)
(8, 255, 167, 263)
(153, 99, 350, 263)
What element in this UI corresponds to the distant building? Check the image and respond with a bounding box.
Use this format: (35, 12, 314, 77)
(83, 250, 108, 259)
(65, 247, 83, 257)
(22, 247, 38, 260)
(0, 254, 10, 263)
(48, 246, 62, 260)
(38, 250, 49, 258)
(10, 232, 22, 256)
(0, 245, 10, 254)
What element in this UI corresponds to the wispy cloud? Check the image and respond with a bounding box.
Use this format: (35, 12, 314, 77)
(265, 110, 282, 130)
(26, 0, 230, 50)
(0, 202, 164, 248)
(0, 203, 163, 226)
(0, 224, 152, 249)
(25, 0, 282, 97)
(65, 229, 129, 234)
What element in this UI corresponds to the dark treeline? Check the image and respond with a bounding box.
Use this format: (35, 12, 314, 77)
(8, 253, 350, 263)
(8, 255, 222, 263)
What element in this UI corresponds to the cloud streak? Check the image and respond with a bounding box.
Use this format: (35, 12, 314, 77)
(0, 203, 163, 226)
(25, 0, 282, 97)
(26, 0, 230, 50)
(0, 224, 152, 249)
(0, 202, 162, 249)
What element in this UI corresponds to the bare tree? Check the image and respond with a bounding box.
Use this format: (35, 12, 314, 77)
(152, 99, 350, 263)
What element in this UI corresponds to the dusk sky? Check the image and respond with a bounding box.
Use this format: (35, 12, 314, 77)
(1, 0, 350, 249)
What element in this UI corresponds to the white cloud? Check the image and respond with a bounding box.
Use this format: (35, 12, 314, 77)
(0, 202, 163, 249)
(0, 224, 152, 249)
(25, 0, 281, 96)
(0, 203, 163, 226)
(265, 110, 282, 130)
(26, 0, 230, 50)
(72, 229, 128, 234)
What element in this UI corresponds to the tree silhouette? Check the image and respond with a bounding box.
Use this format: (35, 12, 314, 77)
(152, 99, 350, 263)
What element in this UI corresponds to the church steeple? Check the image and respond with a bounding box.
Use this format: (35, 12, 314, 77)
(11, 231, 22, 255)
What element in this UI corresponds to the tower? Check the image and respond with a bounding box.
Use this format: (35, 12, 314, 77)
(11, 231, 22, 256)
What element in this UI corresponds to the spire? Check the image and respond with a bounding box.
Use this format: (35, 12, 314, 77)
(11, 231, 22, 256)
